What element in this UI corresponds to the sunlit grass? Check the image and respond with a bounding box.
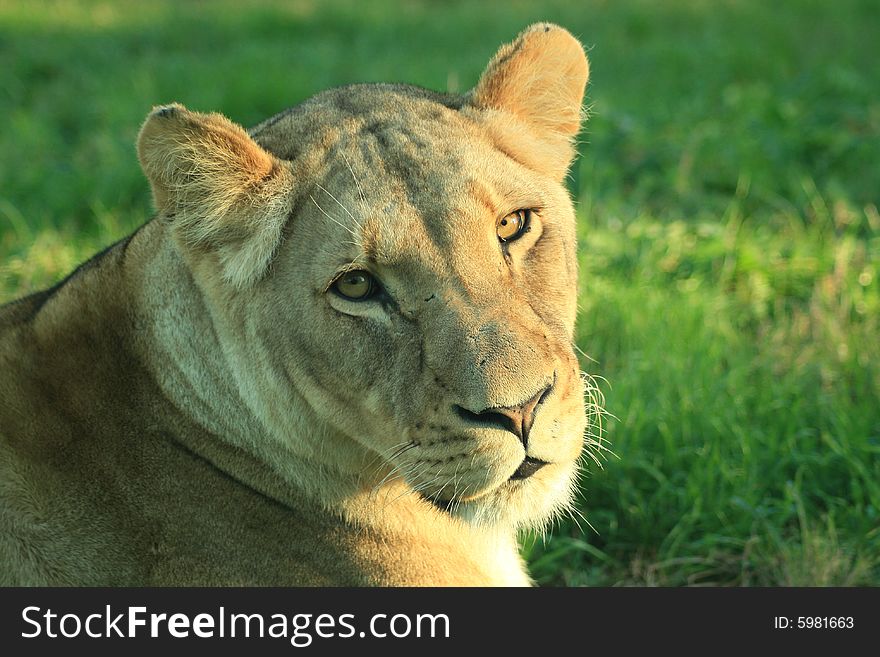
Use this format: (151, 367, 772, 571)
(526, 193, 879, 586)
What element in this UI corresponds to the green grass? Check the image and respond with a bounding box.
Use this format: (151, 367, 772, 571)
(1, 0, 878, 585)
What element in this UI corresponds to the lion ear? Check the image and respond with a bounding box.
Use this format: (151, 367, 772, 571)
(468, 23, 589, 180)
(137, 103, 295, 288)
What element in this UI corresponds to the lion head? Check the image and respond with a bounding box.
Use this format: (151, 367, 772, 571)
(136, 24, 593, 531)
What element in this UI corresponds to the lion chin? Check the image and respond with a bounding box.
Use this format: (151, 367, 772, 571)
(0, 23, 594, 586)
(422, 462, 580, 531)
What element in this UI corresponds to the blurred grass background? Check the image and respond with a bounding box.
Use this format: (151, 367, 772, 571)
(1, 0, 878, 585)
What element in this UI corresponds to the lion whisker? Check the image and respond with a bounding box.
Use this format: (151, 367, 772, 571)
(316, 183, 363, 230)
(309, 194, 360, 240)
(340, 151, 368, 207)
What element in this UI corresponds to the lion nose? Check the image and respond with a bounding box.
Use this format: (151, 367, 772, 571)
(453, 381, 554, 449)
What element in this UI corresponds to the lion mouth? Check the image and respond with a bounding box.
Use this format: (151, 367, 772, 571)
(416, 457, 551, 515)
(509, 456, 548, 480)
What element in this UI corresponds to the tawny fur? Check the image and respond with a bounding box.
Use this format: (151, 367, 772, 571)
(0, 24, 590, 586)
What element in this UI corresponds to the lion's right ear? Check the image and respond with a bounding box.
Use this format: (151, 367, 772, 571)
(137, 104, 295, 288)
(467, 24, 589, 181)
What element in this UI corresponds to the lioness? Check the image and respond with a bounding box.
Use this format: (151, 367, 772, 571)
(0, 23, 591, 585)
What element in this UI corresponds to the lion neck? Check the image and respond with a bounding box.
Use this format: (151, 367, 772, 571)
(130, 221, 360, 502)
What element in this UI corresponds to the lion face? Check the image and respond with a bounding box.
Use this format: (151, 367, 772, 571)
(137, 24, 591, 529)
(263, 101, 587, 528)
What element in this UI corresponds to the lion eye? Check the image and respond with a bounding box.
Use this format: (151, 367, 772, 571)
(333, 270, 379, 301)
(496, 209, 531, 243)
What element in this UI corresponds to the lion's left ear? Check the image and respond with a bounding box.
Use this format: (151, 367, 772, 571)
(137, 103, 295, 288)
(467, 23, 589, 181)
